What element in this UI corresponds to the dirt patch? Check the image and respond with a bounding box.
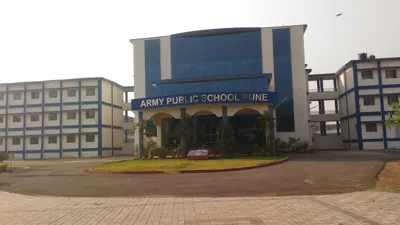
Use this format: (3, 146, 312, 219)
(375, 160, 400, 193)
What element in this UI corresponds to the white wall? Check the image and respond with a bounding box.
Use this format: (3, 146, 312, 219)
(102, 80, 112, 103)
(7, 137, 22, 151)
(357, 70, 379, 86)
(160, 36, 172, 80)
(132, 39, 145, 98)
(338, 72, 345, 95)
(8, 91, 24, 106)
(347, 92, 356, 115)
(382, 68, 400, 85)
(43, 135, 59, 150)
(81, 110, 98, 126)
(44, 112, 60, 127)
(261, 28, 274, 91)
(363, 142, 383, 150)
(362, 123, 383, 139)
(345, 67, 354, 90)
(44, 90, 60, 104)
(8, 114, 24, 129)
(26, 113, 42, 128)
(102, 128, 112, 148)
(81, 134, 98, 148)
(102, 105, 112, 126)
(314, 135, 343, 150)
(62, 134, 79, 149)
(81, 87, 98, 102)
(359, 96, 380, 112)
(62, 111, 79, 126)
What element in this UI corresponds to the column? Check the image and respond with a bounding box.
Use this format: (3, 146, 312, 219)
(124, 92, 128, 143)
(180, 108, 186, 154)
(138, 112, 143, 158)
(268, 105, 276, 155)
(222, 105, 228, 123)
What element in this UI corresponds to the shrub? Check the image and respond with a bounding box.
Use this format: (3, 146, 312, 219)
(0, 163, 7, 172)
(275, 137, 314, 153)
(0, 153, 9, 162)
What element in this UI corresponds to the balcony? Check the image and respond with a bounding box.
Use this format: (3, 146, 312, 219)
(308, 88, 339, 100)
(310, 110, 340, 121)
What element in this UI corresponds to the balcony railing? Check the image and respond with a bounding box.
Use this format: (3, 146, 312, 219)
(309, 88, 337, 92)
(310, 110, 338, 115)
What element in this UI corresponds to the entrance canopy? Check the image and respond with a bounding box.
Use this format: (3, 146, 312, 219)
(131, 92, 279, 110)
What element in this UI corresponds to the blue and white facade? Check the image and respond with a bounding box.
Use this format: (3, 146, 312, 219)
(130, 25, 311, 147)
(338, 57, 400, 150)
(0, 78, 126, 159)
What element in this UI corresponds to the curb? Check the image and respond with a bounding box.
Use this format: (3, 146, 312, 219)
(87, 168, 164, 174)
(179, 157, 289, 173)
(87, 157, 289, 175)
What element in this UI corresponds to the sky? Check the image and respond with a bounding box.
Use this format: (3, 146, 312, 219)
(0, 0, 399, 88)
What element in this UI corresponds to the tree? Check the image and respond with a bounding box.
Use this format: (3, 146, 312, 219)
(385, 98, 400, 128)
(258, 110, 276, 155)
(133, 119, 155, 157)
(172, 114, 194, 156)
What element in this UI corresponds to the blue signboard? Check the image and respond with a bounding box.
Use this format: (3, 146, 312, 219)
(131, 92, 279, 110)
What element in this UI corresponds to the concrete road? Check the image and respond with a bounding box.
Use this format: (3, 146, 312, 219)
(0, 151, 399, 197)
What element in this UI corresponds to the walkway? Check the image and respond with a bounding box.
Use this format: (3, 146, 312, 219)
(1, 191, 399, 224)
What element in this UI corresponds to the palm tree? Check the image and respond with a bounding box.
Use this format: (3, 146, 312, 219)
(258, 110, 276, 155)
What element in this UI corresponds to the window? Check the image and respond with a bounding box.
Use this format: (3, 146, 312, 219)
(366, 123, 378, 132)
(86, 134, 95, 142)
(203, 124, 218, 143)
(0, 92, 4, 101)
(0, 137, 3, 145)
(48, 136, 57, 144)
(86, 110, 95, 119)
(12, 138, 20, 145)
(67, 112, 76, 120)
(361, 71, 373, 79)
(13, 92, 22, 100)
(66, 135, 76, 143)
(385, 69, 397, 78)
(49, 90, 58, 98)
(13, 115, 22, 123)
(0, 115, 3, 123)
(67, 89, 76, 97)
(31, 91, 40, 99)
(363, 96, 375, 106)
(30, 137, 39, 145)
(86, 88, 96, 96)
(48, 112, 58, 121)
(387, 95, 399, 105)
(31, 113, 40, 122)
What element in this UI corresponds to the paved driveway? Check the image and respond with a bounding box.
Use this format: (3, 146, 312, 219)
(0, 151, 399, 197)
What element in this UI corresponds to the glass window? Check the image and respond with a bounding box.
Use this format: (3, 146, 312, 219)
(86, 88, 96, 96)
(12, 138, 20, 145)
(0, 137, 3, 145)
(13, 115, 22, 123)
(66, 135, 76, 143)
(361, 71, 373, 79)
(67, 112, 76, 120)
(366, 123, 377, 132)
(0, 92, 4, 101)
(48, 136, 57, 144)
(326, 121, 338, 135)
(48, 112, 58, 121)
(31, 91, 40, 99)
(385, 69, 397, 78)
(30, 137, 39, 145)
(13, 92, 22, 100)
(0, 115, 3, 123)
(363, 96, 375, 106)
(49, 90, 58, 98)
(86, 110, 95, 119)
(387, 95, 399, 105)
(67, 89, 76, 97)
(31, 114, 40, 122)
(86, 134, 95, 142)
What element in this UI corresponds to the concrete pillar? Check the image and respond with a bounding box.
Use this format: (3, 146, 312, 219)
(156, 124, 162, 147)
(268, 105, 276, 155)
(138, 112, 143, 158)
(222, 105, 228, 123)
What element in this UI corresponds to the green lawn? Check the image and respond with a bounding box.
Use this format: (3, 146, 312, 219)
(0, 163, 8, 173)
(91, 156, 285, 174)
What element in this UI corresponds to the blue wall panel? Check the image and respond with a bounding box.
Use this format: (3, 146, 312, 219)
(144, 30, 267, 97)
(144, 39, 161, 97)
(273, 28, 294, 132)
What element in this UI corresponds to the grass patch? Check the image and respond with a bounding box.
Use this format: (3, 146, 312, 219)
(91, 156, 285, 174)
(375, 160, 400, 193)
(0, 163, 8, 173)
